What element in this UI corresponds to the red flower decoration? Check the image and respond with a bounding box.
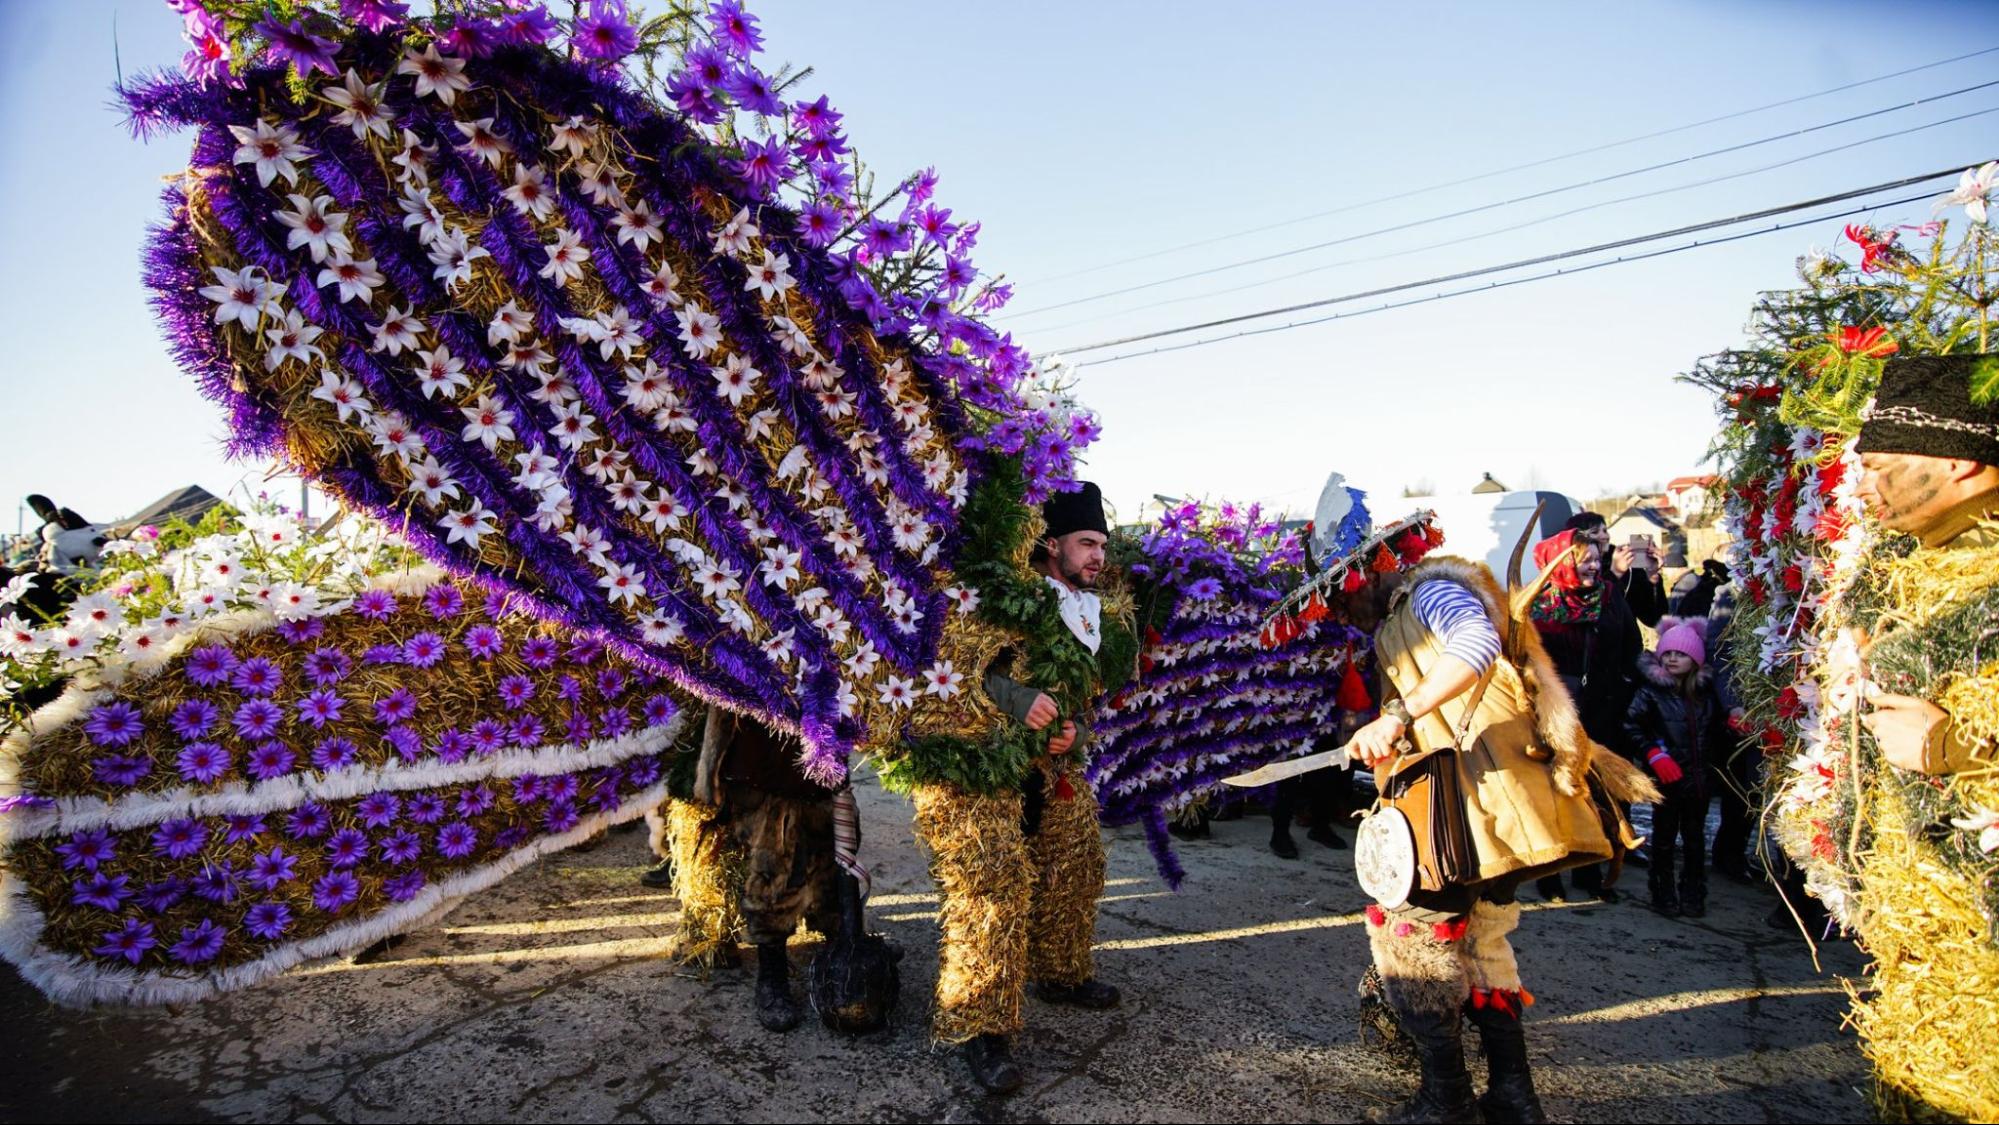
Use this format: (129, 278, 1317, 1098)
(1781, 565, 1804, 593)
(1832, 325, 1898, 358)
(1776, 686, 1805, 719)
(1395, 529, 1430, 565)
(1844, 223, 1897, 273)
(1298, 591, 1330, 623)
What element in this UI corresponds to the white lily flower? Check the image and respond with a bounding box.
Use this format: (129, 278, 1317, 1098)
(598, 562, 647, 605)
(427, 228, 489, 290)
(713, 354, 761, 407)
(712, 207, 760, 256)
(503, 164, 557, 222)
(405, 456, 461, 507)
(539, 229, 591, 287)
(397, 45, 471, 105)
(761, 544, 803, 588)
(642, 260, 683, 307)
(487, 300, 533, 347)
(414, 345, 470, 400)
(278, 193, 353, 263)
(322, 68, 395, 141)
(263, 309, 325, 371)
(550, 115, 596, 158)
(1937, 161, 1997, 225)
(370, 305, 426, 355)
(612, 201, 663, 252)
(309, 369, 372, 423)
(229, 119, 313, 187)
(877, 675, 917, 710)
(621, 360, 673, 411)
(440, 500, 496, 547)
(459, 395, 517, 451)
(744, 249, 794, 300)
(316, 252, 384, 305)
(199, 265, 281, 331)
(923, 660, 964, 699)
(675, 304, 723, 358)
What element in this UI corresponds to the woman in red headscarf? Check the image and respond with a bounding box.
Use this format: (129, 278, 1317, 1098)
(1527, 529, 1644, 903)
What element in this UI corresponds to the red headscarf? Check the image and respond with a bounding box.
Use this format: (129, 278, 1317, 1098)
(1529, 530, 1602, 625)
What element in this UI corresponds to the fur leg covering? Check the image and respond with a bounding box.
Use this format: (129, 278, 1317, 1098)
(1365, 904, 1472, 1022)
(1461, 900, 1532, 1013)
(665, 797, 744, 966)
(645, 802, 670, 860)
(732, 788, 839, 947)
(913, 782, 1034, 1043)
(1026, 765, 1106, 987)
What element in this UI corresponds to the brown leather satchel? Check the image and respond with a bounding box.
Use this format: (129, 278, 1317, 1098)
(1376, 672, 1491, 893)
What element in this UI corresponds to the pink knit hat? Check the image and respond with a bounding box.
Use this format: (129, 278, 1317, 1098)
(1656, 616, 1707, 666)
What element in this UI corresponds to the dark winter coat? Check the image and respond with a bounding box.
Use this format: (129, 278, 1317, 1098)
(1533, 579, 1643, 756)
(1622, 653, 1734, 773)
(1617, 567, 1668, 628)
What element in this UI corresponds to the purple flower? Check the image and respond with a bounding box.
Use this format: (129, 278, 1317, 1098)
(326, 828, 370, 869)
(356, 792, 402, 829)
(170, 698, 219, 740)
(153, 818, 208, 860)
(463, 625, 503, 659)
(192, 860, 238, 904)
(497, 674, 536, 710)
(483, 591, 511, 619)
(506, 714, 543, 748)
(298, 689, 346, 728)
(590, 777, 623, 811)
(224, 814, 268, 844)
(233, 699, 283, 740)
(254, 15, 339, 77)
(96, 917, 157, 965)
(386, 725, 423, 762)
(383, 869, 427, 903)
(797, 200, 841, 247)
(520, 637, 559, 668)
(179, 7, 230, 86)
(596, 668, 627, 698)
(812, 159, 856, 199)
(186, 644, 238, 686)
(56, 829, 116, 872)
(469, 720, 507, 756)
(311, 737, 359, 773)
(276, 617, 324, 645)
(247, 741, 297, 780)
(379, 830, 421, 865)
(564, 710, 593, 745)
(861, 218, 911, 259)
(497, 6, 558, 44)
(244, 900, 293, 940)
(246, 846, 297, 892)
(135, 877, 188, 912)
(545, 774, 580, 803)
(434, 729, 473, 763)
(177, 741, 230, 784)
(406, 793, 447, 824)
(544, 800, 580, 835)
(313, 870, 361, 913)
(565, 638, 604, 666)
(792, 95, 843, 137)
(169, 917, 227, 964)
(440, 16, 501, 56)
(556, 674, 584, 702)
(374, 688, 418, 725)
(422, 584, 464, 618)
(725, 66, 782, 115)
(337, 0, 409, 34)
(436, 821, 479, 859)
(683, 44, 731, 88)
(625, 756, 662, 787)
(72, 871, 130, 911)
(494, 826, 530, 850)
(456, 785, 494, 817)
(353, 589, 397, 620)
(363, 643, 404, 665)
(511, 774, 545, 803)
(667, 72, 725, 123)
(84, 702, 144, 748)
(304, 647, 352, 686)
(231, 657, 282, 697)
(1186, 577, 1224, 601)
(642, 695, 677, 727)
(732, 136, 790, 195)
(571, 0, 637, 60)
(287, 801, 333, 839)
(403, 633, 446, 668)
(709, 0, 764, 55)
(600, 708, 633, 739)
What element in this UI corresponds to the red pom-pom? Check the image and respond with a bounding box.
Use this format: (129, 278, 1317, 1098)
(1432, 918, 1469, 943)
(1395, 530, 1430, 565)
(1336, 661, 1373, 712)
(1365, 904, 1387, 928)
(1053, 773, 1075, 801)
(1370, 545, 1400, 573)
(1341, 567, 1368, 593)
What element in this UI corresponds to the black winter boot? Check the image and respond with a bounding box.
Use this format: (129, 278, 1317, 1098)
(963, 1033, 1024, 1094)
(1679, 873, 1708, 919)
(754, 942, 801, 1032)
(1363, 1005, 1480, 1123)
(1648, 868, 1680, 918)
(1465, 1000, 1548, 1124)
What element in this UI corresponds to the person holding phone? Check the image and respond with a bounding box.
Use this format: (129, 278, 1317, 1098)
(1563, 513, 1667, 627)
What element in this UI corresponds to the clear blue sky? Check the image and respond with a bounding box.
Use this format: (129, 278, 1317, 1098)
(3, 0, 1996, 533)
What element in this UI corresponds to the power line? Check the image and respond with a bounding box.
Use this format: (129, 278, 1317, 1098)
(1030, 103, 1999, 338)
(1007, 77, 1999, 319)
(1022, 44, 1999, 287)
(1051, 164, 1971, 359)
(1069, 189, 1941, 369)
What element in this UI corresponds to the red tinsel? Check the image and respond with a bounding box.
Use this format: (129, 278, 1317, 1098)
(1424, 523, 1446, 547)
(1395, 529, 1430, 565)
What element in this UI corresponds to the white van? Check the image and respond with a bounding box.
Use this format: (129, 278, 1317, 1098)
(1411, 490, 1582, 585)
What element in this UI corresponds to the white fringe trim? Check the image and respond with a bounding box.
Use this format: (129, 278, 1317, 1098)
(0, 778, 669, 1009)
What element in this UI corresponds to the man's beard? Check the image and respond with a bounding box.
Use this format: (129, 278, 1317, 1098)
(1059, 557, 1098, 589)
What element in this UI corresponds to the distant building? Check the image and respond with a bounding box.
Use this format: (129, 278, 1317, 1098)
(1471, 473, 1508, 495)
(1607, 504, 1688, 568)
(1664, 475, 1720, 520)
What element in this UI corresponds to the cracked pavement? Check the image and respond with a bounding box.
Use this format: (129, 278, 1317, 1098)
(3, 772, 1869, 1123)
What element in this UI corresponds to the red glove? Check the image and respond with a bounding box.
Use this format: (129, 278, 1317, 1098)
(1646, 748, 1684, 785)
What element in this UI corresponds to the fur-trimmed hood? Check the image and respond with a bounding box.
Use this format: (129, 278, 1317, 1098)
(1635, 650, 1713, 692)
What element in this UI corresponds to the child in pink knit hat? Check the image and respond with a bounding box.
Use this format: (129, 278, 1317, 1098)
(1623, 617, 1736, 919)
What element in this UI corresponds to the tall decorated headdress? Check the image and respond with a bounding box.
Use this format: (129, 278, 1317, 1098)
(1258, 472, 1443, 648)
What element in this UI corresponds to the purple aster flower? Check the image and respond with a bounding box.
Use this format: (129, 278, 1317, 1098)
(725, 66, 783, 115)
(186, 644, 239, 686)
(571, 0, 637, 60)
(72, 871, 130, 911)
(406, 793, 447, 824)
(246, 846, 297, 892)
(708, 0, 764, 55)
(511, 774, 545, 803)
(179, 6, 230, 86)
(287, 801, 333, 839)
(596, 668, 627, 698)
(353, 589, 397, 620)
(232, 699, 284, 741)
(565, 638, 603, 666)
(312, 870, 360, 913)
(497, 6, 557, 44)
(1186, 576, 1224, 601)
(224, 814, 268, 844)
(254, 15, 339, 77)
(494, 826, 530, 850)
(422, 584, 464, 619)
(434, 729, 473, 764)
(169, 699, 218, 740)
(600, 708, 633, 739)
(544, 800, 580, 835)
(642, 694, 677, 727)
(436, 821, 479, 859)
(440, 16, 500, 57)
(456, 785, 494, 817)
(545, 774, 581, 803)
(564, 710, 593, 745)
(793, 130, 849, 166)
(244, 900, 293, 941)
(378, 830, 421, 865)
(276, 617, 324, 645)
(135, 877, 189, 912)
(509, 714, 545, 748)
(463, 625, 503, 660)
(496, 674, 536, 710)
(298, 689, 346, 728)
(403, 633, 446, 668)
(326, 828, 369, 869)
(374, 688, 418, 725)
(625, 756, 662, 787)
(95, 918, 157, 965)
(337, 0, 410, 34)
(812, 158, 856, 199)
(797, 200, 841, 247)
(362, 643, 404, 665)
(192, 860, 238, 904)
(556, 674, 584, 702)
(56, 828, 116, 872)
(482, 591, 511, 619)
(792, 95, 843, 137)
(861, 217, 911, 259)
(732, 136, 790, 196)
(232, 657, 282, 697)
(311, 737, 359, 773)
(520, 637, 559, 668)
(590, 778, 623, 811)
(153, 818, 208, 860)
(356, 792, 402, 830)
(386, 725, 423, 762)
(84, 702, 144, 748)
(247, 741, 297, 781)
(666, 72, 724, 123)
(383, 869, 427, 903)
(683, 44, 730, 88)
(176, 741, 230, 784)
(469, 720, 507, 756)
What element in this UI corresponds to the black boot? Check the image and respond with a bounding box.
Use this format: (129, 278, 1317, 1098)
(754, 942, 801, 1032)
(1534, 874, 1569, 903)
(1679, 874, 1707, 920)
(1466, 1000, 1548, 1124)
(1307, 825, 1348, 850)
(1270, 828, 1300, 859)
(1034, 978, 1121, 1009)
(963, 1033, 1024, 1094)
(1648, 869, 1680, 918)
(639, 857, 674, 889)
(1364, 1005, 1480, 1124)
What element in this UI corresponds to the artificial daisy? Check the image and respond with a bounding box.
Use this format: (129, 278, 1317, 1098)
(460, 395, 517, 451)
(278, 193, 353, 263)
(414, 345, 470, 399)
(397, 44, 471, 105)
(503, 163, 557, 221)
(199, 264, 279, 331)
(539, 229, 591, 287)
(441, 500, 496, 547)
(322, 68, 395, 141)
(370, 305, 425, 355)
(263, 309, 325, 371)
(229, 118, 313, 187)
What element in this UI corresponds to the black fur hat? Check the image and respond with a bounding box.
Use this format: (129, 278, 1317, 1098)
(1855, 354, 1999, 465)
(1041, 481, 1108, 539)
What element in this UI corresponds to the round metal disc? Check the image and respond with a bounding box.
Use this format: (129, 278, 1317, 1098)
(1355, 806, 1418, 910)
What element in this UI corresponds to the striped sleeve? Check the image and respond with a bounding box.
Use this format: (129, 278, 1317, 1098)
(1409, 580, 1502, 674)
